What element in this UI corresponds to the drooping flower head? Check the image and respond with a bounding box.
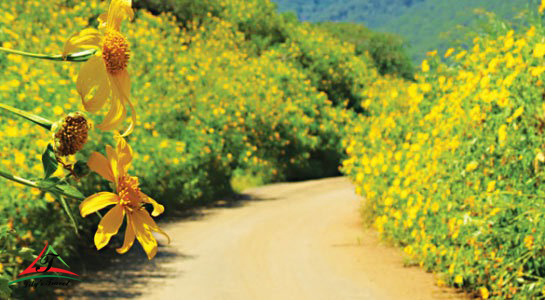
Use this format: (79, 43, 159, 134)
(52, 112, 91, 157)
(80, 134, 170, 259)
(64, 0, 135, 136)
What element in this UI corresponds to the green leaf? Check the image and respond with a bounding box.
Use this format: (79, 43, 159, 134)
(42, 144, 58, 179)
(36, 177, 61, 189)
(0, 276, 11, 299)
(0, 103, 53, 130)
(35, 178, 84, 200)
(54, 183, 84, 200)
(56, 195, 79, 235)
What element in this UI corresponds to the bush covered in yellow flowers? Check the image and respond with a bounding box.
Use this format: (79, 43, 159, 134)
(343, 11, 545, 299)
(0, 0, 373, 297)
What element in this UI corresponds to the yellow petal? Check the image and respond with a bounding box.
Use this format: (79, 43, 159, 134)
(105, 144, 117, 164)
(138, 207, 170, 244)
(140, 192, 165, 217)
(116, 213, 136, 254)
(96, 89, 127, 131)
(110, 70, 133, 137)
(120, 99, 136, 137)
(63, 28, 102, 56)
(80, 192, 119, 217)
(77, 56, 111, 113)
(111, 69, 131, 101)
(107, 0, 134, 31)
(94, 204, 125, 250)
(87, 152, 115, 182)
(132, 209, 158, 260)
(115, 134, 133, 173)
(105, 144, 120, 183)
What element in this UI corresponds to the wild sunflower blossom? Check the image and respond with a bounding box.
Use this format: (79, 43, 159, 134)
(79, 135, 170, 259)
(63, 0, 136, 136)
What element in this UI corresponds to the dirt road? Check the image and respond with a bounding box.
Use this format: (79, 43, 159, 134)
(63, 177, 465, 299)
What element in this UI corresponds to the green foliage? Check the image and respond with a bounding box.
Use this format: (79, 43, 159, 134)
(0, 276, 10, 299)
(317, 22, 415, 79)
(133, 0, 224, 26)
(134, 0, 295, 54)
(230, 169, 266, 193)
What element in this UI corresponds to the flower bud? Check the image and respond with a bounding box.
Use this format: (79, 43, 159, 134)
(73, 160, 91, 177)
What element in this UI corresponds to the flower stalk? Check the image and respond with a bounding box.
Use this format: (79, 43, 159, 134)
(0, 169, 39, 190)
(0, 47, 96, 62)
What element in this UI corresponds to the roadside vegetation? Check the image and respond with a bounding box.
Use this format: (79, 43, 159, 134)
(2, 0, 544, 299)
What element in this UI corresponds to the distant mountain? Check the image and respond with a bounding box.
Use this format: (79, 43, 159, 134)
(273, 0, 426, 27)
(272, 0, 532, 61)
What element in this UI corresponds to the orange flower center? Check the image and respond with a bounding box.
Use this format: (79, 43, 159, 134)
(102, 30, 130, 74)
(118, 175, 142, 210)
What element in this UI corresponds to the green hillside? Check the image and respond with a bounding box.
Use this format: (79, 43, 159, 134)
(273, 0, 425, 25)
(383, 0, 531, 60)
(272, 0, 532, 61)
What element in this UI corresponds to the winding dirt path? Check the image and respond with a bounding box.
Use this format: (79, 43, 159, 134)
(63, 177, 466, 299)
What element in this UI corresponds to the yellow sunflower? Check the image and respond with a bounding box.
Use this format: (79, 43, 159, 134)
(64, 0, 135, 136)
(80, 135, 170, 259)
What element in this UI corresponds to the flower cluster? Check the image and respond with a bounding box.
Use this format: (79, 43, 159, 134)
(62, 0, 169, 260)
(343, 8, 545, 299)
(0, 0, 169, 262)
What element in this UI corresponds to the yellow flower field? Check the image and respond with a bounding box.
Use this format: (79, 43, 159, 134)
(344, 17, 545, 298)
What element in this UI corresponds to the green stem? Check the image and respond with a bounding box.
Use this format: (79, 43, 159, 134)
(0, 169, 39, 189)
(0, 103, 53, 130)
(0, 169, 83, 200)
(0, 47, 96, 62)
(495, 190, 537, 199)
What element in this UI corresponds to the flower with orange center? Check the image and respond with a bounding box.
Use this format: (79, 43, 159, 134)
(79, 135, 170, 259)
(63, 0, 135, 136)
